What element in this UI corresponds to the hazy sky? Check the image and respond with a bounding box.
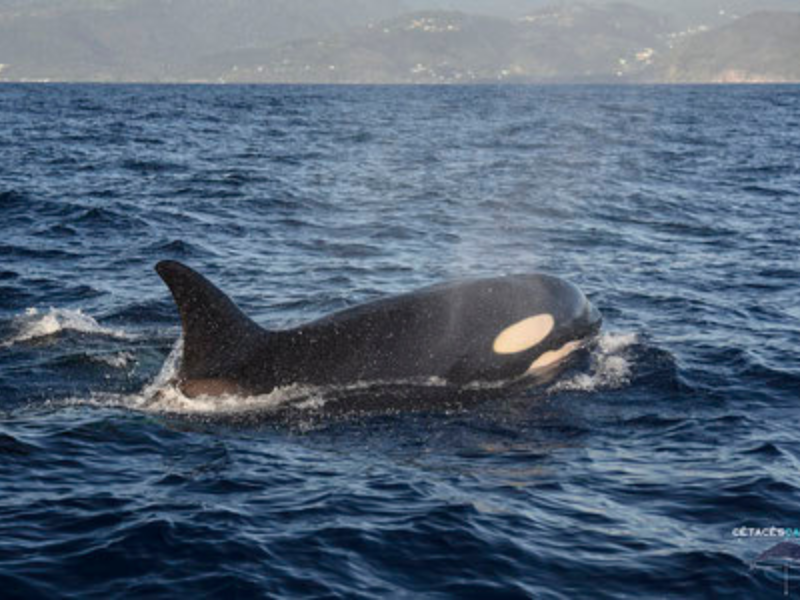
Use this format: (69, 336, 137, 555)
(2, 0, 799, 20)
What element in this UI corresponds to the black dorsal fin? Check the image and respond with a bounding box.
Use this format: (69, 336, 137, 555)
(155, 260, 266, 380)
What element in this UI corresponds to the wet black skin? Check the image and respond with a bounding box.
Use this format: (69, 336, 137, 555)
(155, 261, 601, 397)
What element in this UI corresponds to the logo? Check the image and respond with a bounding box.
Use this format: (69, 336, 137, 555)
(751, 541, 800, 596)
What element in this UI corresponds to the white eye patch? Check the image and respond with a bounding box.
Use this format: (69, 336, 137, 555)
(492, 314, 554, 355)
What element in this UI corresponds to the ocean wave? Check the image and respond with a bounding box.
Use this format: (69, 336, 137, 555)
(0, 432, 39, 456)
(120, 158, 187, 174)
(72, 207, 148, 229)
(0, 244, 78, 260)
(143, 239, 218, 260)
(89, 351, 136, 369)
(1, 307, 135, 347)
(0, 189, 29, 205)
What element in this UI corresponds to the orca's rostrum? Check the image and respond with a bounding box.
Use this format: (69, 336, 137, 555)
(156, 260, 601, 398)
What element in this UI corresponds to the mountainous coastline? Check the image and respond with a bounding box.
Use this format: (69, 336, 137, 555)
(204, 6, 671, 84)
(0, 0, 408, 81)
(651, 11, 800, 83)
(0, 1, 798, 84)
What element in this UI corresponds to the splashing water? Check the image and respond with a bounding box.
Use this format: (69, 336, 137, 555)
(549, 332, 637, 393)
(1, 307, 134, 347)
(61, 339, 323, 417)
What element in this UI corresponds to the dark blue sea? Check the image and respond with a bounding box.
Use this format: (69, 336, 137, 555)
(1, 84, 799, 598)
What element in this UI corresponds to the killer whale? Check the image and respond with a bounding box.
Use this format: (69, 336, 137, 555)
(155, 261, 601, 398)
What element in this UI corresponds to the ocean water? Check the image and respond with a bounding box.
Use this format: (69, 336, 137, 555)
(0, 83, 799, 598)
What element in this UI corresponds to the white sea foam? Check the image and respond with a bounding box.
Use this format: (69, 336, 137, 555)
(2, 307, 134, 347)
(139, 378, 449, 417)
(91, 351, 136, 369)
(548, 332, 637, 393)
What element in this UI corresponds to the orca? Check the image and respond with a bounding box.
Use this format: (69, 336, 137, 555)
(155, 261, 601, 398)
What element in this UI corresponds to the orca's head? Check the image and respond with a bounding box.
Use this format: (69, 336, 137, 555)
(490, 274, 602, 377)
